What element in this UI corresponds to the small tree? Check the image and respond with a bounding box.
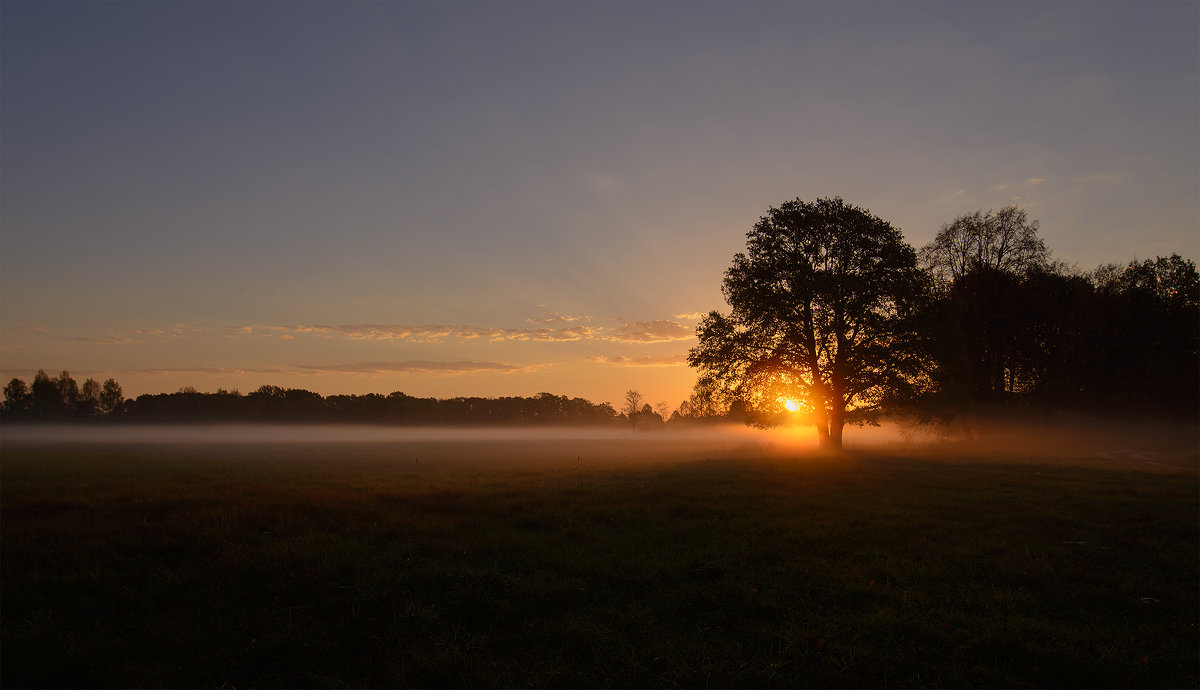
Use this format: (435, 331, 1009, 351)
(55, 371, 80, 417)
(99, 378, 124, 416)
(654, 401, 672, 423)
(3, 378, 32, 417)
(622, 389, 643, 425)
(78, 378, 102, 417)
(689, 197, 934, 449)
(685, 377, 725, 420)
(31, 369, 61, 418)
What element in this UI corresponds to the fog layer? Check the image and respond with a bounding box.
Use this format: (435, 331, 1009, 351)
(0, 424, 784, 446)
(2, 420, 1194, 471)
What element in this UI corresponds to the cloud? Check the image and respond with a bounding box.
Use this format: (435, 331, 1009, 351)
(37, 324, 208, 344)
(935, 188, 967, 205)
(119, 366, 290, 376)
(227, 317, 698, 345)
(674, 312, 707, 320)
(475, 326, 600, 342)
(526, 311, 590, 325)
(587, 354, 689, 367)
(293, 361, 546, 375)
(609, 320, 695, 343)
(70, 334, 136, 344)
(237, 323, 601, 343)
(1025, 177, 1046, 185)
(285, 324, 454, 342)
(520, 326, 599, 341)
(112, 361, 546, 377)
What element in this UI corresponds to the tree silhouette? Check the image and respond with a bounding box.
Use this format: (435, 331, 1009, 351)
(683, 377, 725, 420)
(689, 197, 933, 449)
(99, 378, 125, 416)
(918, 208, 1056, 413)
(1088, 254, 1199, 414)
(622, 389, 643, 426)
(31, 370, 62, 419)
(920, 205, 1049, 282)
(57, 371, 79, 417)
(654, 401, 671, 423)
(3, 378, 32, 418)
(78, 378, 102, 417)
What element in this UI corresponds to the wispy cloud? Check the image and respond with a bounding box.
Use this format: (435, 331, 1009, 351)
(675, 312, 707, 321)
(587, 354, 689, 367)
(111, 361, 546, 377)
(19, 319, 698, 347)
(118, 366, 290, 377)
(274, 324, 460, 342)
(935, 188, 967, 206)
(609, 320, 695, 343)
(69, 334, 136, 344)
(526, 310, 590, 325)
(509, 326, 600, 342)
(30, 324, 208, 344)
(293, 361, 547, 375)
(260, 323, 603, 343)
(230, 319, 696, 344)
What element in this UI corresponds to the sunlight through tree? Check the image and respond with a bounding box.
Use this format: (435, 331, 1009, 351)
(689, 197, 935, 449)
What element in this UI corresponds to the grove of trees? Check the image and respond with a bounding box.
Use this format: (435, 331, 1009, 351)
(3, 371, 124, 421)
(690, 198, 1198, 448)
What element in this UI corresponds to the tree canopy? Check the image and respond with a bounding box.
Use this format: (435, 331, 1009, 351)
(688, 197, 933, 449)
(919, 205, 1049, 282)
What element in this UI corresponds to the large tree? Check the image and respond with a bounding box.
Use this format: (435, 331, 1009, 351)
(688, 197, 933, 449)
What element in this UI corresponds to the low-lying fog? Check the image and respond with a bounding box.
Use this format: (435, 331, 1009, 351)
(0, 423, 784, 446)
(3, 419, 1196, 465)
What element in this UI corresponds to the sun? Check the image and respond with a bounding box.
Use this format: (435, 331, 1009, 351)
(781, 397, 801, 412)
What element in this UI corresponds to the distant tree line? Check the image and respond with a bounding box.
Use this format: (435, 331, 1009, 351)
(1, 376, 628, 426)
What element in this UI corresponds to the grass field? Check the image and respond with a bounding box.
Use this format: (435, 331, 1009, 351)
(2, 425, 1197, 688)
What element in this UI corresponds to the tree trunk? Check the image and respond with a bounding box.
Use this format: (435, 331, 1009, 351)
(813, 398, 845, 450)
(823, 407, 845, 450)
(826, 421, 844, 450)
(815, 422, 830, 448)
(812, 405, 830, 448)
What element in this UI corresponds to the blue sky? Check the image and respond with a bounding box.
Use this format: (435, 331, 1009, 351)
(2, 1, 1197, 407)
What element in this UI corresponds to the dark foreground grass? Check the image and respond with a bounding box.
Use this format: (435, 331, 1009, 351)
(2, 439, 1196, 688)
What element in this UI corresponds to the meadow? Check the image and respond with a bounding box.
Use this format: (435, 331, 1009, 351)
(2, 424, 1196, 688)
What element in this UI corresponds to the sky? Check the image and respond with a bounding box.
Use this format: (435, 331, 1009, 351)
(2, 1, 1197, 409)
